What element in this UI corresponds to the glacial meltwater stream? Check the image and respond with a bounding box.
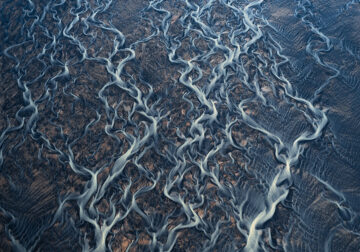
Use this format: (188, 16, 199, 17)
(0, 0, 360, 251)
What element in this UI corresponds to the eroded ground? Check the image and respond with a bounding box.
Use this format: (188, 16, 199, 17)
(0, 0, 360, 251)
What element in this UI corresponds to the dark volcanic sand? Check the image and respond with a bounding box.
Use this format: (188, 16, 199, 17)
(0, 0, 360, 251)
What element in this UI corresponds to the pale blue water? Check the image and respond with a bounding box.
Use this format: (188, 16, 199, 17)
(0, 0, 359, 251)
